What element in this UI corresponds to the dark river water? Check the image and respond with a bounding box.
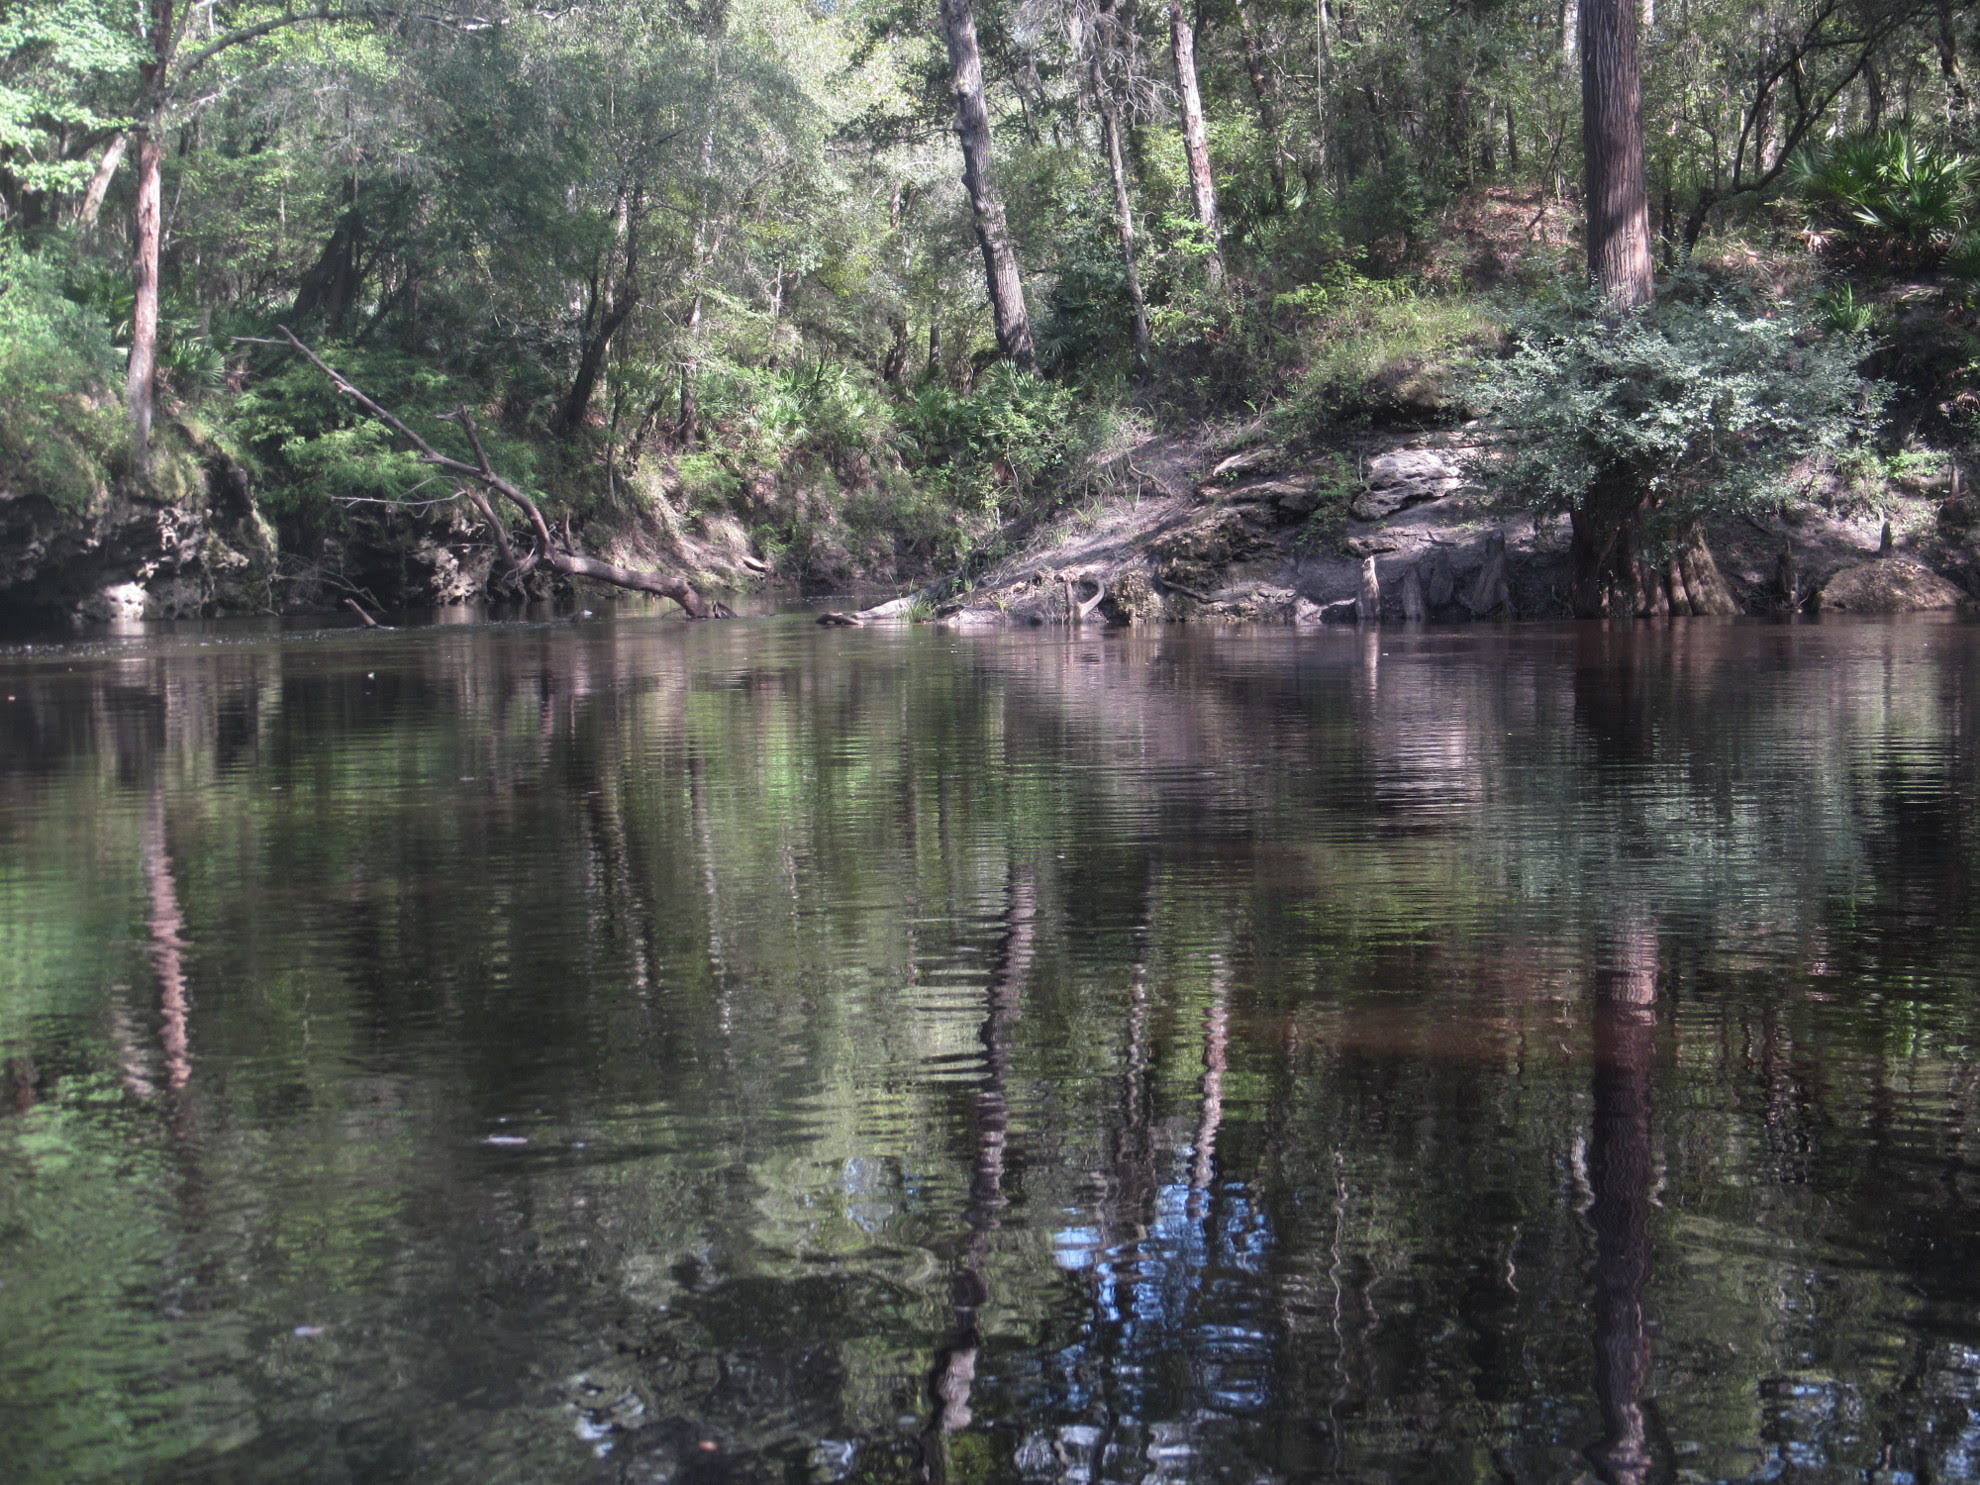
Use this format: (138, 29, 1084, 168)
(4, 612, 1980, 1483)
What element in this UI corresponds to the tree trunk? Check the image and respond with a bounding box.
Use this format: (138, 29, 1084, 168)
(939, 0, 1037, 372)
(1356, 555, 1380, 622)
(70, 132, 128, 233)
(554, 290, 637, 439)
(1580, 0, 1653, 307)
(127, 125, 164, 461)
(553, 188, 642, 440)
(1099, 101, 1152, 375)
(882, 182, 912, 386)
(1170, 0, 1227, 292)
(1939, 1, 1972, 134)
(1234, 0, 1288, 205)
(1466, 529, 1511, 616)
(1316, 0, 1335, 187)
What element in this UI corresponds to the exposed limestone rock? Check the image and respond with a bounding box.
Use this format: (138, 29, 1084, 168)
(1398, 563, 1427, 621)
(76, 583, 150, 622)
(1815, 558, 1967, 613)
(1350, 448, 1466, 520)
(1223, 476, 1324, 516)
(1150, 509, 1277, 593)
(1465, 530, 1510, 616)
(1206, 444, 1286, 484)
(1102, 567, 1159, 624)
(1420, 547, 1456, 609)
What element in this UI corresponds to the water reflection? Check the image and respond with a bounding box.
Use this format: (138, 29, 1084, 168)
(3, 617, 1980, 1480)
(1587, 924, 1659, 1485)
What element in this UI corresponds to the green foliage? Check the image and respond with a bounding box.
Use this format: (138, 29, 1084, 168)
(701, 356, 890, 464)
(229, 344, 533, 535)
(1944, 234, 1980, 296)
(900, 365, 1086, 517)
(1790, 130, 1975, 264)
(0, 231, 122, 509)
(1269, 266, 1496, 429)
(1472, 277, 1880, 542)
(1812, 281, 1876, 336)
(1291, 453, 1360, 550)
(0, 0, 138, 201)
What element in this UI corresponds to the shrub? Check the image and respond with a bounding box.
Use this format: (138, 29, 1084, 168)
(1789, 130, 1974, 266)
(0, 233, 124, 509)
(229, 343, 534, 538)
(1472, 275, 1880, 552)
(899, 364, 1085, 518)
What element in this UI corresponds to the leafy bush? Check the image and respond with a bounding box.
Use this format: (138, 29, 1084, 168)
(899, 364, 1086, 517)
(1471, 277, 1880, 547)
(0, 233, 124, 509)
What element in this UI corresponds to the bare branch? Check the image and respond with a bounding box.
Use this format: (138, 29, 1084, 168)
(270, 327, 727, 617)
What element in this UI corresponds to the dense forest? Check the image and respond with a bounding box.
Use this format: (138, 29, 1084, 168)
(0, 0, 1976, 619)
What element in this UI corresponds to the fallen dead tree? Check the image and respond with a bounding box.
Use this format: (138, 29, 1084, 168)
(268, 327, 731, 618)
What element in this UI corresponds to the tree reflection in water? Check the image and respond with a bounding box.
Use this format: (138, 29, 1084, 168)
(7, 619, 1980, 1480)
(921, 869, 1032, 1478)
(1587, 921, 1660, 1485)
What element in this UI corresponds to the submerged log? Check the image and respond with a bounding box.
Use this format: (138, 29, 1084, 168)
(269, 328, 730, 618)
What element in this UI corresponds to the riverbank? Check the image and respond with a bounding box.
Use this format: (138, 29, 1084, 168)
(850, 419, 1974, 627)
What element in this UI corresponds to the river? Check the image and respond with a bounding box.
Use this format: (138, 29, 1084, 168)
(3, 612, 1979, 1482)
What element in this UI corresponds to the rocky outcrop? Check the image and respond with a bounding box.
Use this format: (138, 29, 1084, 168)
(0, 433, 276, 622)
(1814, 558, 1967, 613)
(1349, 448, 1468, 520)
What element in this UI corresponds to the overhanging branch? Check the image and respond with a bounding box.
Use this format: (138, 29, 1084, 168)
(261, 328, 729, 617)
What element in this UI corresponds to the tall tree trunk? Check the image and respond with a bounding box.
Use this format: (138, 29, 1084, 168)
(556, 290, 638, 440)
(128, 124, 164, 461)
(882, 182, 912, 386)
(127, 0, 178, 462)
(939, 0, 1037, 372)
(1086, 0, 1150, 374)
(1316, 0, 1336, 188)
(1101, 102, 1153, 375)
(1939, 1, 1972, 134)
(1581, 0, 1653, 307)
(553, 185, 641, 439)
(1170, 0, 1226, 292)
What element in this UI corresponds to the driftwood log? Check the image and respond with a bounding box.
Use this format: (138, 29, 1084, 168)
(271, 328, 730, 618)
